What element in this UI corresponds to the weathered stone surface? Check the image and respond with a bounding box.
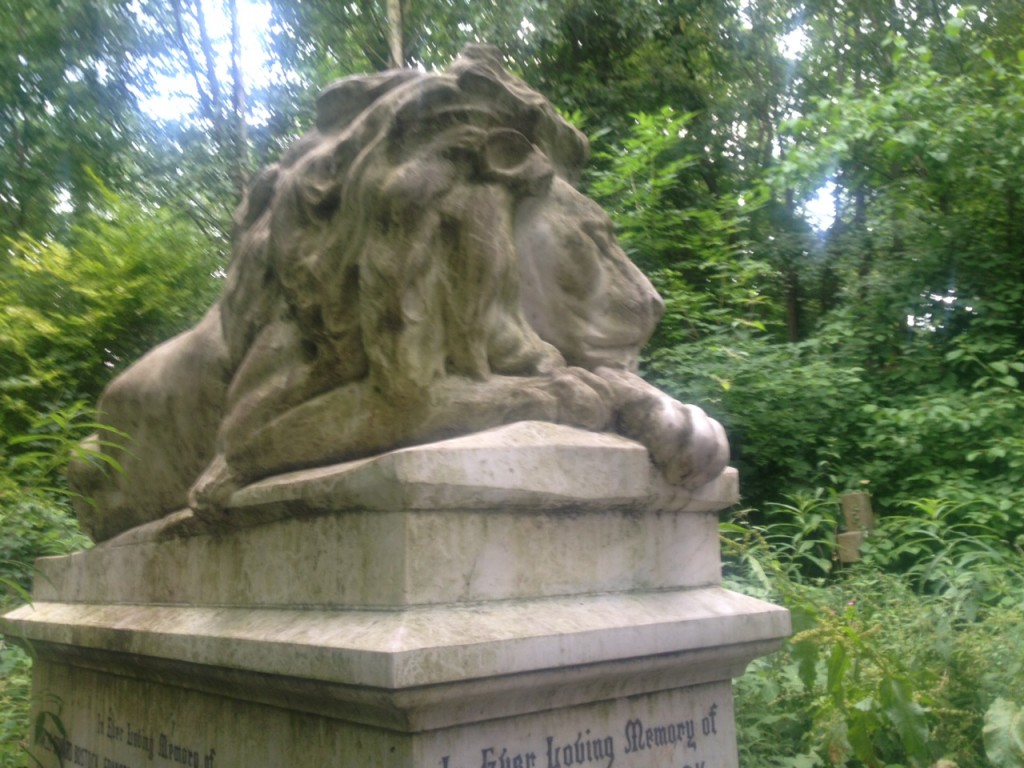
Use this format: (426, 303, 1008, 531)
(5, 423, 789, 767)
(33, 424, 734, 608)
(14, 582, 784, 766)
(69, 44, 729, 542)
(6, 589, 789, 703)
(26, 661, 744, 768)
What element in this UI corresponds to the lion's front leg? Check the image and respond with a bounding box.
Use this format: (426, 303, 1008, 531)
(188, 368, 617, 517)
(595, 368, 730, 489)
(422, 367, 615, 436)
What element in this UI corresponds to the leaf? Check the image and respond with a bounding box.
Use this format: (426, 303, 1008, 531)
(0, 575, 33, 604)
(826, 644, 849, 702)
(847, 705, 877, 764)
(880, 677, 930, 762)
(984, 698, 1024, 767)
(718, 522, 749, 535)
(745, 551, 773, 591)
(791, 639, 819, 691)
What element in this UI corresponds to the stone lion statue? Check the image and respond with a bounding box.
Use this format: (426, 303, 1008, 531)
(70, 45, 729, 541)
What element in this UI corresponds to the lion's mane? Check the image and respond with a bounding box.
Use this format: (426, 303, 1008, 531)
(223, 46, 586, 409)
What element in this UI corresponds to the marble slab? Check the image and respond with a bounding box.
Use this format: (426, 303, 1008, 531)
(4, 588, 787, 699)
(30, 424, 736, 608)
(28, 661, 739, 768)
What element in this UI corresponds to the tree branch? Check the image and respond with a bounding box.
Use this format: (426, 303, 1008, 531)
(228, 0, 250, 192)
(171, 0, 215, 123)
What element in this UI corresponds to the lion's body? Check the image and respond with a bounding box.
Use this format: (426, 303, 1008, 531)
(71, 46, 728, 541)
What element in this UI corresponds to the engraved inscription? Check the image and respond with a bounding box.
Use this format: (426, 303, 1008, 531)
(439, 701, 723, 768)
(481, 745, 538, 767)
(545, 729, 615, 767)
(37, 711, 218, 768)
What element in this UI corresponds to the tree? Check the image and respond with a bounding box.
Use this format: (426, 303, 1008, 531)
(167, 0, 252, 193)
(0, 0, 148, 241)
(269, 0, 552, 78)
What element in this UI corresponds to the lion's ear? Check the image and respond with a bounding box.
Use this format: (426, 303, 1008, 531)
(481, 129, 553, 195)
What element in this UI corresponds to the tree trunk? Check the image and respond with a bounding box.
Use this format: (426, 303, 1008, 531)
(228, 0, 250, 193)
(785, 267, 801, 342)
(171, 0, 222, 137)
(386, 0, 404, 68)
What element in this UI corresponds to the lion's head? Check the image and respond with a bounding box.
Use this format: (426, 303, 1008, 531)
(71, 45, 725, 541)
(222, 45, 662, 393)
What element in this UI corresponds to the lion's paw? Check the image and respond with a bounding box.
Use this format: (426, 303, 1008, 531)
(547, 367, 615, 430)
(658, 401, 729, 488)
(188, 453, 240, 520)
(620, 395, 729, 489)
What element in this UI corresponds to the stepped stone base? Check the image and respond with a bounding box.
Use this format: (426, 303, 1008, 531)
(3, 422, 790, 768)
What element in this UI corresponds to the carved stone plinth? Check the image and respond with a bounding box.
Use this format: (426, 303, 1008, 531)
(3, 423, 790, 768)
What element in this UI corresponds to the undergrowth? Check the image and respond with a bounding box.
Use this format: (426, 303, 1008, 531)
(0, 639, 32, 767)
(726, 493, 1024, 767)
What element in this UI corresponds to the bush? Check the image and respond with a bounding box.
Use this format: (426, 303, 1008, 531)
(0, 497, 89, 593)
(647, 332, 871, 510)
(857, 386, 1024, 543)
(725, 508, 1024, 768)
(0, 403, 104, 592)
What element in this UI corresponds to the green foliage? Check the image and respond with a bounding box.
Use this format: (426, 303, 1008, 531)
(856, 385, 1024, 541)
(0, 0, 149, 241)
(861, 499, 1024, 615)
(589, 107, 702, 272)
(588, 107, 779, 348)
(726, 510, 1024, 768)
(0, 403, 115, 763)
(0, 642, 32, 767)
(646, 332, 870, 509)
(758, 492, 841, 579)
(0, 403, 105, 594)
(1, 177, 223, 444)
(984, 698, 1024, 768)
(643, 306, 1024, 544)
(777, 9, 1024, 382)
(0, 497, 89, 595)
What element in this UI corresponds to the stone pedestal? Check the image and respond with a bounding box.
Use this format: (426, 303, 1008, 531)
(3, 422, 789, 768)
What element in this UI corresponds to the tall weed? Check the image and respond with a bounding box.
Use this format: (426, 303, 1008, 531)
(726, 505, 1024, 767)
